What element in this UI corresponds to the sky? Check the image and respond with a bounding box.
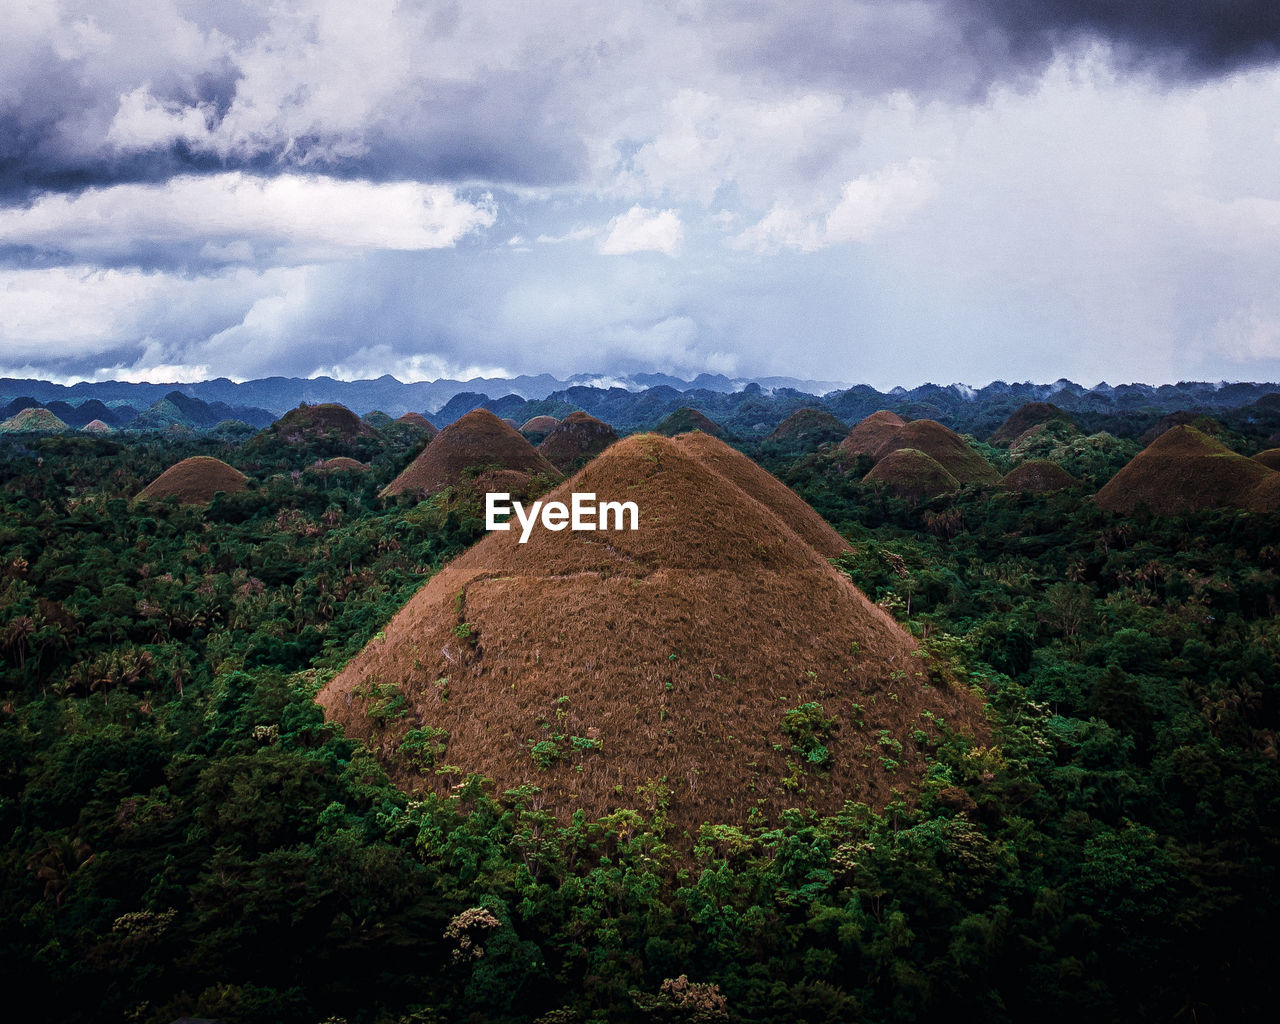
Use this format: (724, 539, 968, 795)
(3, 0, 1280, 390)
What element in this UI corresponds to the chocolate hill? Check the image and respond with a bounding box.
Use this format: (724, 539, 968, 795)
(136, 456, 249, 504)
(1252, 449, 1280, 472)
(537, 412, 619, 471)
(519, 414, 560, 435)
(863, 449, 960, 502)
(396, 412, 438, 439)
(838, 410, 905, 457)
(0, 407, 69, 433)
(653, 407, 728, 438)
(380, 408, 561, 499)
(1096, 425, 1280, 514)
(989, 403, 1075, 445)
(840, 413, 1000, 486)
(1002, 460, 1077, 492)
(767, 408, 848, 447)
(318, 433, 983, 830)
(263, 403, 376, 445)
(81, 419, 114, 435)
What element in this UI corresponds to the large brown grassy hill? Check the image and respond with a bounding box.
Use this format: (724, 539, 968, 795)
(380, 408, 561, 499)
(537, 411, 619, 471)
(137, 456, 249, 504)
(1096, 425, 1280, 514)
(1002, 460, 1077, 492)
(840, 413, 1000, 486)
(989, 403, 1075, 445)
(863, 449, 960, 502)
(318, 433, 984, 831)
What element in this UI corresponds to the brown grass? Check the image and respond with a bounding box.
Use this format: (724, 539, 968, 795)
(318, 432, 985, 831)
(837, 410, 905, 458)
(519, 415, 561, 434)
(1002, 460, 1077, 492)
(1251, 449, 1280, 472)
(380, 408, 562, 499)
(137, 456, 249, 504)
(670, 431, 850, 558)
(1096, 425, 1280, 514)
(538, 412, 620, 471)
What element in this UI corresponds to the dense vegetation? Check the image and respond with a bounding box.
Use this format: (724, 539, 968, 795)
(1, 427, 1277, 1023)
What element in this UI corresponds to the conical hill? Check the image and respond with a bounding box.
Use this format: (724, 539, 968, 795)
(319, 433, 984, 830)
(0, 407, 69, 433)
(137, 456, 249, 504)
(653, 407, 728, 438)
(537, 411, 619, 471)
(840, 413, 999, 485)
(380, 408, 561, 499)
(396, 412, 438, 439)
(1001, 460, 1077, 492)
(265, 403, 376, 444)
(837, 410, 905, 458)
(767, 407, 848, 447)
(1096, 425, 1280, 514)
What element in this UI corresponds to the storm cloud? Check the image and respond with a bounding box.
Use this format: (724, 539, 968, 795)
(3, 1, 1280, 387)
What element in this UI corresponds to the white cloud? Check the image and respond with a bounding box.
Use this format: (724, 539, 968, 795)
(106, 85, 216, 150)
(599, 206, 683, 256)
(825, 158, 937, 242)
(731, 159, 937, 252)
(0, 173, 496, 260)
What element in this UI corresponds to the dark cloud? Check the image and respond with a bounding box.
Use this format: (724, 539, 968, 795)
(963, 0, 1280, 77)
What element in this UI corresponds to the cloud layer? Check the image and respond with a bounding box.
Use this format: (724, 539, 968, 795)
(4, 1, 1280, 386)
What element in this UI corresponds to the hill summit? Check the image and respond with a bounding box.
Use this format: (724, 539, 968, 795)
(319, 433, 983, 830)
(380, 408, 560, 499)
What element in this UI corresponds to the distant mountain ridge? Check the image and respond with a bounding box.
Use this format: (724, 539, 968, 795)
(2, 374, 1278, 438)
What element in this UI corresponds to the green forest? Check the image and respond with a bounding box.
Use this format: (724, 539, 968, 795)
(1, 422, 1278, 1024)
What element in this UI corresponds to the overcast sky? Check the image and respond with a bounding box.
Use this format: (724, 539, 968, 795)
(3, 0, 1280, 388)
